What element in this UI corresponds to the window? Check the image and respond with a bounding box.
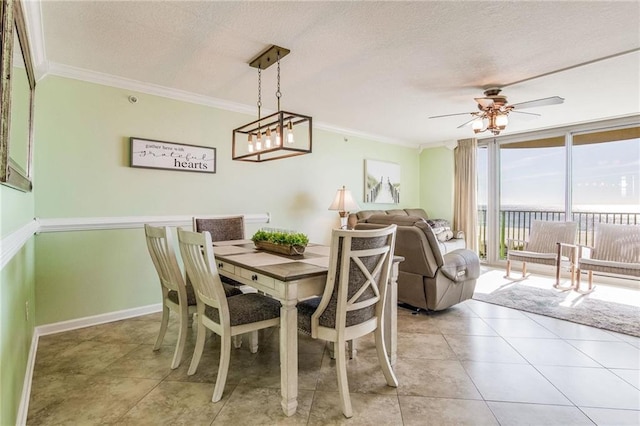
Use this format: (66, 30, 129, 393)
(478, 119, 639, 264)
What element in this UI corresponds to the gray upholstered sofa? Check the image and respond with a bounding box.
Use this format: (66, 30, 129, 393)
(354, 214, 479, 311)
(348, 208, 466, 254)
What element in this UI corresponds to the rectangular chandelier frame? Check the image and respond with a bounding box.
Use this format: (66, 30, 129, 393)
(232, 110, 312, 162)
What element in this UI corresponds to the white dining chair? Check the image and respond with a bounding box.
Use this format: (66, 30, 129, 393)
(297, 225, 398, 418)
(177, 227, 281, 402)
(144, 224, 198, 369)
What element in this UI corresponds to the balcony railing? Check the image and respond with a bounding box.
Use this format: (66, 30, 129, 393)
(477, 208, 639, 260)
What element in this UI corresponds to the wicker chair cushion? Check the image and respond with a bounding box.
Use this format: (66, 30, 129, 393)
(204, 293, 280, 326)
(579, 257, 640, 277)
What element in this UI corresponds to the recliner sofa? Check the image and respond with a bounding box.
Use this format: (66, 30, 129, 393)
(355, 214, 479, 311)
(348, 208, 466, 254)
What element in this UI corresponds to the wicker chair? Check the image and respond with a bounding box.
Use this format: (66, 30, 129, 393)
(177, 228, 281, 402)
(297, 225, 398, 418)
(505, 220, 578, 289)
(576, 223, 640, 294)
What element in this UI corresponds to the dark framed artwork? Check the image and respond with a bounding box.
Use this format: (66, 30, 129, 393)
(130, 137, 216, 173)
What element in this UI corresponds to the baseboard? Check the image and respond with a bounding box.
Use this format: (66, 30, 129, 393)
(15, 331, 39, 426)
(36, 303, 163, 336)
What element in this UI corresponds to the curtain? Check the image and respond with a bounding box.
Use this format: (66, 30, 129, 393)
(454, 138, 478, 252)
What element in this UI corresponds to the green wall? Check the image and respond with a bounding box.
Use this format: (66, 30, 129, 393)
(1, 184, 36, 425)
(419, 146, 455, 220)
(32, 76, 422, 325)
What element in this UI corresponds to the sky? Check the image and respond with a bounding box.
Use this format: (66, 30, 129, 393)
(477, 138, 640, 213)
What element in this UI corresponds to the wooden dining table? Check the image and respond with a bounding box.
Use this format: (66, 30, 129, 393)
(212, 240, 401, 417)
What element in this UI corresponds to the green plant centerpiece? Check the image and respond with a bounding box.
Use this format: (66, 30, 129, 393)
(251, 228, 309, 256)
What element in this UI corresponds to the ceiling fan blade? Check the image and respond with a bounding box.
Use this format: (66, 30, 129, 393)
(511, 110, 541, 116)
(511, 96, 564, 109)
(429, 112, 475, 119)
(457, 117, 479, 129)
(474, 97, 494, 109)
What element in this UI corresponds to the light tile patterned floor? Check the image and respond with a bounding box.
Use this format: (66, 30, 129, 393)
(27, 272, 640, 425)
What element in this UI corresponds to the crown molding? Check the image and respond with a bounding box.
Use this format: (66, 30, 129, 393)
(47, 62, 258, 116)
(22, 0, 48, 81)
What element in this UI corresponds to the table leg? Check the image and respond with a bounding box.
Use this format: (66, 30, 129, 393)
(384, 261, 399, 365)
(280, 299, 298, 416)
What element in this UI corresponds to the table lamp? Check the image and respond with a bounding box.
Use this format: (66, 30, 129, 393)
(328, 185, 359, 229)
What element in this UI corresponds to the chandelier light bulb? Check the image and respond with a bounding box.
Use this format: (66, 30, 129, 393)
(275, 126, 282, 146)
(256, 131, 262, 150)
(247, 133, 254, 152)
(265, 128, 272, 148)
(286, 121, 295, 144)
(472, 118, 483, 133)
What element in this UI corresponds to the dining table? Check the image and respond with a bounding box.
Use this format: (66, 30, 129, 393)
(212, 239, 402, 417)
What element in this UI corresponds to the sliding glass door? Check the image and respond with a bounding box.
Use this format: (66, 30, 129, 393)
(477, 118, 639, 264)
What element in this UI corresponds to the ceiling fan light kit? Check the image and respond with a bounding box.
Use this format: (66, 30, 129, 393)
(431, 87, 564, 136)
(232, 45, 312, 162)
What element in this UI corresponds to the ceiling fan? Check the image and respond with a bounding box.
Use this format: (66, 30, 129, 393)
(429, 88, 564, 135)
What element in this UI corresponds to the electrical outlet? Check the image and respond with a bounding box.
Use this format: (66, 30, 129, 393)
(25, 300, 29, 322)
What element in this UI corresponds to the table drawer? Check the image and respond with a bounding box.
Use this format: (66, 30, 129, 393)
(215, 260, 235, 275)
(239, 269, 275, 289)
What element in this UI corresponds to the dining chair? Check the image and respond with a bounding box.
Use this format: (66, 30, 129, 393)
(144, 224, 242, 369)
(144, 224, 198, 369)
(193, 215, 246, 289)
(193, 215, 245, 242)
(297, 225, 398, 418)
(505, 220, 578, 290)
(177, 227, 281, 402)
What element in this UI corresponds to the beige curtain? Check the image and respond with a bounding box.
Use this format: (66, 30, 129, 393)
(453, 138, 478, 252)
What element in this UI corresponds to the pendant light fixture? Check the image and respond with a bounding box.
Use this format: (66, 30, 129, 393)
(232, 45, 312, 162)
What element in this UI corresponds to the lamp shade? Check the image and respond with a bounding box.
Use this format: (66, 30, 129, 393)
(328, 186, 359, 213)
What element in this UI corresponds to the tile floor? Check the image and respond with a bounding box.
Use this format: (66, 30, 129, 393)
(27, 273, 640, 425)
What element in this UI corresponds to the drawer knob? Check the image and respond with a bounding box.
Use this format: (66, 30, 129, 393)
(217, 262, 223, 268)
(251, 274, 258, 281)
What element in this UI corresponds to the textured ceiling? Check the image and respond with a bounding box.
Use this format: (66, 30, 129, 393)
(31, 1, 640, 147)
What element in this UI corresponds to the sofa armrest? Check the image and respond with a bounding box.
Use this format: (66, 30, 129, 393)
(441, 249, 480, 282)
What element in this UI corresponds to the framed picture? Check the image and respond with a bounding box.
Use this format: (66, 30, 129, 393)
(364, 159, 400, 204)
(130, 137, 216, 173)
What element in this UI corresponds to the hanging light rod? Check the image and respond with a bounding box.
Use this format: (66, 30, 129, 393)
(249, 45, 290, 70)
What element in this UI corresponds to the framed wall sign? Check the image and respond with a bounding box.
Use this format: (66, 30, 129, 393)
(364, 159, 401, 204)
(130, 137, 216, 173)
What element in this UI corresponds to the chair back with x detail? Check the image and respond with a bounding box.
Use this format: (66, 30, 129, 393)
(297, 224, 398, 418)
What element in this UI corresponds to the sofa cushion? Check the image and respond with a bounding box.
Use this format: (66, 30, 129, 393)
(385, 209, 409, 216)
(367, 214, 424, 227)
(404, 208, 429, 219)
(366, 215, 445, 267)
(356, 210, 386, 221)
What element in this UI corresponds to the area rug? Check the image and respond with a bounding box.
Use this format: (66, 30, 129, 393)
(473, 285, 640, 337)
